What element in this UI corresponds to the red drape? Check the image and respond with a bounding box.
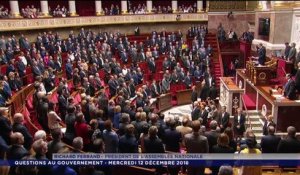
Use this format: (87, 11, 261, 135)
(153, 0, 171, 7)
(18, 1, 40, 10)
(178, 0, 196, 7)
(128, 0, 146, 9)
(48, 0, 68, 10)
(1, 1, 9, 10)
(76, 0, 95, 16)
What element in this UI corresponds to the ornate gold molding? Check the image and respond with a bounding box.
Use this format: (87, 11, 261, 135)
(0, 13, 208, 32)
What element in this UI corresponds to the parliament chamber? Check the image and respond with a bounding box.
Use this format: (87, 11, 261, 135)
(1, 0, 300, 175)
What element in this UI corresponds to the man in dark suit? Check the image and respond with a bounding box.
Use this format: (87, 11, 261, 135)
(295, 62, 300, 92)
(283, 73, 297, 100)
(118, 124, 138, 153)
(219, 106, 230, 132)
(6, 132, 28, 159)
(47, 128, 65, 159)
(257, 43, 266, 65)
(263, 115, 276, 135)
(163, 119, 182, 152)
(233, 108, 246, 137)
(261, 126, 281, 153)
(65, 59, 73, 80)
(12, 113, 33, 150)
(288, 43, 297, 63)
(148, 57, 156, 74)
(191, 102, 201, 121)
(58, 92, 68, 120)
(0, 107, 12, 145)
(17, 59, 26, 77)
(284, 42, 291, 59)
(199, 104, 209, 126)
(277, 126, 300, 153)
(191, 86, 198, 103)
(144, 126, 165, 153)
(184, 120, 208, 175)
(205, 120, 220, 153)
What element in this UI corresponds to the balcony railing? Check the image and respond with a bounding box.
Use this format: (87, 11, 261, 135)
(0, 13, 208, 32)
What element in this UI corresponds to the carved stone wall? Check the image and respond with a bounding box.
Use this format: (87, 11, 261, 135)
(207, 12, 255, 37)
(209, 1, 247, 12)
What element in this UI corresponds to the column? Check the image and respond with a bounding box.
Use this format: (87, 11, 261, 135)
(121, 0, 128, 14)
(9, 0, 21, 18)
(197, 0, 203, 12)
(206, 0, 209, 12)
(95, 0, 103, 15)
(68, 0, 78, 16)
(146, 0, 153, 13)
(172, 0, 178, 13)
(261, 1, 267, 10)
(40, 0, 50, 16)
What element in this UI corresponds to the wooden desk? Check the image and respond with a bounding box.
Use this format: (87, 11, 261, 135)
(219, 77, 244, 116)
(236, 69, 300, 132)
(157, 93, 172, 112)
(176, 89, 192, 105)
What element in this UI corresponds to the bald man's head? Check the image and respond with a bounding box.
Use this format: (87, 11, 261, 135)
(13, 113, 24, 124)
(268, 125, 275, 135)
(10, 132, 24, 145)
(287, 126, 296, 137)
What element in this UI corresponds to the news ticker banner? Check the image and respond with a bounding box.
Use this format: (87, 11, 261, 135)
(1, 153, 300, 167)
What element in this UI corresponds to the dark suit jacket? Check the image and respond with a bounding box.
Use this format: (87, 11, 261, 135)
(263, 120, 276, 135)
(191, 108, 200, 121)
(6, 145, 28, 160)
(295, 69, 300, 92)
(260, 134, 281, 153)
(205, 130, 220, 153)
(200, 109, 208, 126)
(233, 114, 246, 135)
(258, 46, 266, 65)
(144, 136, 165, 153)
(0, 115, 12, 144)
(191, 91, 198, 102)
(163, 128, 182, 152)
(277, 136, 300, 153)
(12, 123, 33, 150)
(220, 112, 230, 129)
(118, 134, 138, 153)
(284, 79, 297, 100)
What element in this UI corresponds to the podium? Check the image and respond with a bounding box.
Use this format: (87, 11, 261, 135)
(245, 60, 272, 86)
(157, 93, 172, 112)
(219, 77, 244, 116)
(176, 89, 192, 105)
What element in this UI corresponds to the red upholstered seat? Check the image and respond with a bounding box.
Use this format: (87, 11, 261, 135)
(73, 93, 82, 105)
(156, 60, 163, 72)
(23, 74, 34, 84)
(138, 62, 149, 74)
(25, 67, 32, 74)
(67, 81, 74, 92)
(98, 69, 106, 80)
(154, 72, 164, 81)
(49, 92, 58, 104)
(0, 65, 8, 75)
